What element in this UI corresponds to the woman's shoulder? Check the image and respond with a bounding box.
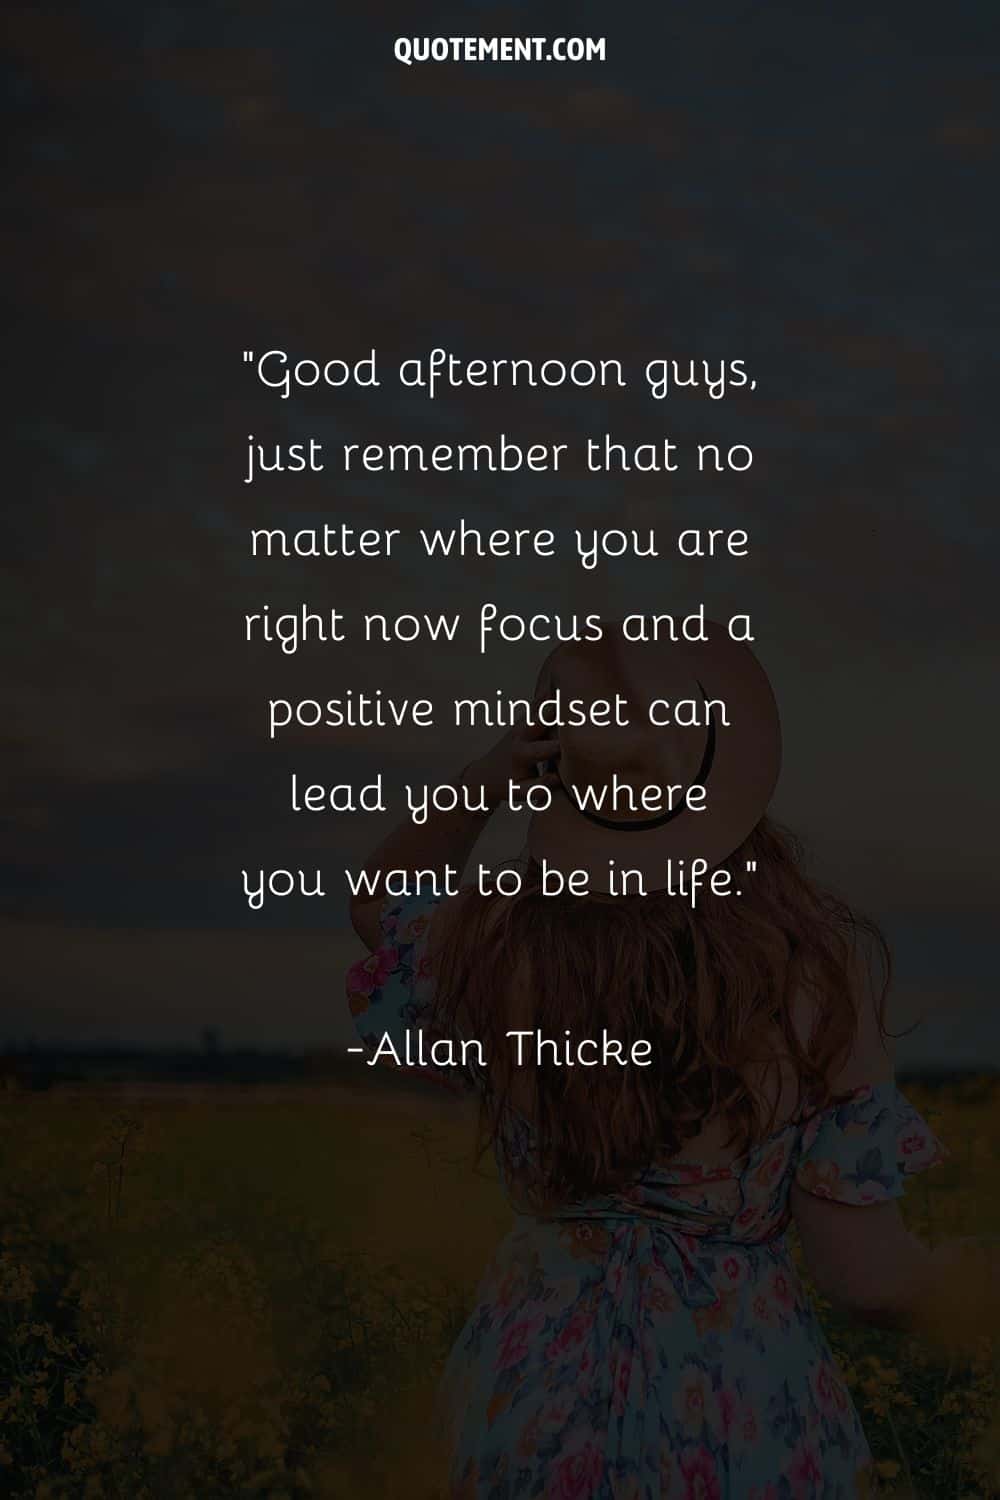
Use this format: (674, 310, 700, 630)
(421, 881, 512, 957)
(379, 886, 448, 945)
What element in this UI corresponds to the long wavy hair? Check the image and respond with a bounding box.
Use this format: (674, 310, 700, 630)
(430, 817, 889, 1204)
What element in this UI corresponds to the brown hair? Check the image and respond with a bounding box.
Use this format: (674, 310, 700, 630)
(431, 817, 889, 1205)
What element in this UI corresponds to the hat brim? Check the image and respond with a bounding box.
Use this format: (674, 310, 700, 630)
(526, 630, 781, 894)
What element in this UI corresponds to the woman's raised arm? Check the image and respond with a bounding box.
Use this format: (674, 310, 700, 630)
(349, 724, 560, 949)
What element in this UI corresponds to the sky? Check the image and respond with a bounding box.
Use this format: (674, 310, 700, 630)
(3, 0, 998, 1061)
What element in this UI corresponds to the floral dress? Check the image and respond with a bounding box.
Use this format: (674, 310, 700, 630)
(347, 891, 945, 1500)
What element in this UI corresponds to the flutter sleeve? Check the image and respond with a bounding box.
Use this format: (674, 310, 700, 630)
(345, 889, 471, 1087)
(795, 1083, 946, 1205)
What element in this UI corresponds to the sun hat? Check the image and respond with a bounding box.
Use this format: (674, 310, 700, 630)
(526, 622, 781, 893)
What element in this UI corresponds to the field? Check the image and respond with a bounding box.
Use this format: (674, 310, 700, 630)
(1, 1076, 998, 1499)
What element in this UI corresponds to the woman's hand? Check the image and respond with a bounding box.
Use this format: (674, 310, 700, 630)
(461, 723, 562, 809)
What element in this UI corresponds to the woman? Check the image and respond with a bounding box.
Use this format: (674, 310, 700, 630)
(347, 628, 949, 1498)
